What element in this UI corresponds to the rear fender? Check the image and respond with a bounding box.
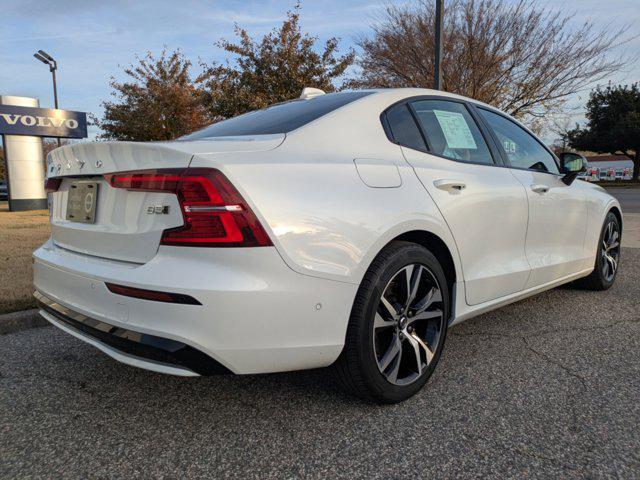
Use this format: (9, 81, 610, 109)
(190, 150, 463, 286)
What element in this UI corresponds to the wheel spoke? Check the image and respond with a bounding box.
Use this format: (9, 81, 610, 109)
(403, 264, 414, 303)
(386, 349, 402, 383)
(414, 287, 442, 315)
(380, 295, 399, 319)
(374, 313, 395, 330)
(409, 309, 443, 325)
(405, 265, 423, 311)
(606, 241, 620, 252)
(378, 334, 401, 372)
(409, 332, 434, 364)
(406, 334, 423, 376)
(605, 253, 617, 273)
(610, 230, 619, 244)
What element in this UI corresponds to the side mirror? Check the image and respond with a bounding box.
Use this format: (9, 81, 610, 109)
(559, 152, 587, 185)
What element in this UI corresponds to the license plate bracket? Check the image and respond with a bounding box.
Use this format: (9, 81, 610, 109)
(66, 181, 98, 224)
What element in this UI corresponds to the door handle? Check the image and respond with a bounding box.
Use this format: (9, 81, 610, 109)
(531, 184, 550, 194)
(434, 179, 466, 191)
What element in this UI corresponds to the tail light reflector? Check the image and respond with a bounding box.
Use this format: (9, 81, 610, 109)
(105, 168, 272, 247)
(106, 282, 201, 305)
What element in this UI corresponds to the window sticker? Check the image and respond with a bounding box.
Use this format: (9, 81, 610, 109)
(433, 110, 477, 150)
(503, 139, 517, 154)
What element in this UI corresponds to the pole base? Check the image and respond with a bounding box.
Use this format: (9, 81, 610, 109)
(8, 198, 48, 211)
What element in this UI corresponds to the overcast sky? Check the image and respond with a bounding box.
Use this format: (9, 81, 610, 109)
(1, 0, 638, 140)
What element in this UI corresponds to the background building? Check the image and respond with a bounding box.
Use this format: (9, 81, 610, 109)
(584, 154, 634, 181)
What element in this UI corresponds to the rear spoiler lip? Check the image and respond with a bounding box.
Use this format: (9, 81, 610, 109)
(46, 135, 286, 178)
(46, 141, 195, 179)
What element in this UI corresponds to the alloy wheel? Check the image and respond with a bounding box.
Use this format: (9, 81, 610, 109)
(601, 220, 620, 282)
(373, 263, 444, 385)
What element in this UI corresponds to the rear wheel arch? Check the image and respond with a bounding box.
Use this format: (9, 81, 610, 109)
(392, 231, 457, 295)
(367, 230, 457, 324)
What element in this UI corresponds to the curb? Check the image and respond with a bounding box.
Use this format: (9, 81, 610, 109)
(0, 309, 50, 335)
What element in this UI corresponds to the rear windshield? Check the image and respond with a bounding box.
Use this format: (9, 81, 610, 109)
(180, 91, 373, 139)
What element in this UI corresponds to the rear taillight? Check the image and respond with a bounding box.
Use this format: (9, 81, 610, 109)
(45, 178, 62, 193)
(105, 168, 272, 247)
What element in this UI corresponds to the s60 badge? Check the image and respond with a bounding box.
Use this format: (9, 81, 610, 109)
(146, 205, 169, 214)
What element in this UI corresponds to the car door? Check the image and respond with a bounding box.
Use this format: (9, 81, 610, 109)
(384, 98, 530, 306)
(476, 107, 588, 288)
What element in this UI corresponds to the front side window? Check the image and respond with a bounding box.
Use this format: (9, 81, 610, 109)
(410, 100, 494, 164)
(479, 108, 559, 174)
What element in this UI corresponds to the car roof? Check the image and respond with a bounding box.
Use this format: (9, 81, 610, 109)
(361, 88, 496, 110)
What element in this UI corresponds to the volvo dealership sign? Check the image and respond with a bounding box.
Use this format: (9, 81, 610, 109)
(1, 95, 89, 211)
(0, 104, 87, 138)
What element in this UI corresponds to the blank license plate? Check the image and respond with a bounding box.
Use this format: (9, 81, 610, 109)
(66, 181, 98, 224)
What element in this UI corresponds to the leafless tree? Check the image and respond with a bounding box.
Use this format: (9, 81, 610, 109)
(350, 0, 632, 123)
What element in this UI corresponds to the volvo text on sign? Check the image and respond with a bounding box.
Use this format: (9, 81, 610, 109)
(0, 104, 87, 138)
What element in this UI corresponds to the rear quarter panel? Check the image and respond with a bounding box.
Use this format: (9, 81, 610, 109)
(188, 94, 463, 285)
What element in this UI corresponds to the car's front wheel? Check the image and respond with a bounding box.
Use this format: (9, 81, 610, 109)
(576, 211, 621, 290)
(334, 241, 449, 403)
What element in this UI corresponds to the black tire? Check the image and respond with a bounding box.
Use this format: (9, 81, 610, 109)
(334, 241, 449, 404)
(575, 211, 621, 291)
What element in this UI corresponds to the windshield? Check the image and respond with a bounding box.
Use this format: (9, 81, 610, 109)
(180, 91, 373, 140)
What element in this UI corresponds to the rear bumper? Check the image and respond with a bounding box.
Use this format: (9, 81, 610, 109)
(33, 239, 358, 375)
(35, 291, 230, 376)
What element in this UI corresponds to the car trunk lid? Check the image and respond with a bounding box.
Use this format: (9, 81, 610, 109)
(47, 136, 283, 263)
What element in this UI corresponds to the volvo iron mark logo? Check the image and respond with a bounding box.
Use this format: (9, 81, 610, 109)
(84, 191, 94, 213)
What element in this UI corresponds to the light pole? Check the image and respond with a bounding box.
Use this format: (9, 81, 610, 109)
(33, 50, 61, 147)
(434, 0, 444, 90)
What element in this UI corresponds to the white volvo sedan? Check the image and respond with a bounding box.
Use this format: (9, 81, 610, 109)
(35, 88, 622, 403)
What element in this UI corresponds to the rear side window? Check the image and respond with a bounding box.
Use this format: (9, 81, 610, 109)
(410, 100, 494, 165)
(385, 103, 427, 151)
(181, 91, 373, 139)
(478, 108, 559, 174)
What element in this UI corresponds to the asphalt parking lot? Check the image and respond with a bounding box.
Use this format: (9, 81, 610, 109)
(2, 190, 640, 479)
(1, 249, 638, 478)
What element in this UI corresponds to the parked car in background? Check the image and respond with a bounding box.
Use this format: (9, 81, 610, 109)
(0, 180, 8, 200)
(34, 88, 622, 403)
